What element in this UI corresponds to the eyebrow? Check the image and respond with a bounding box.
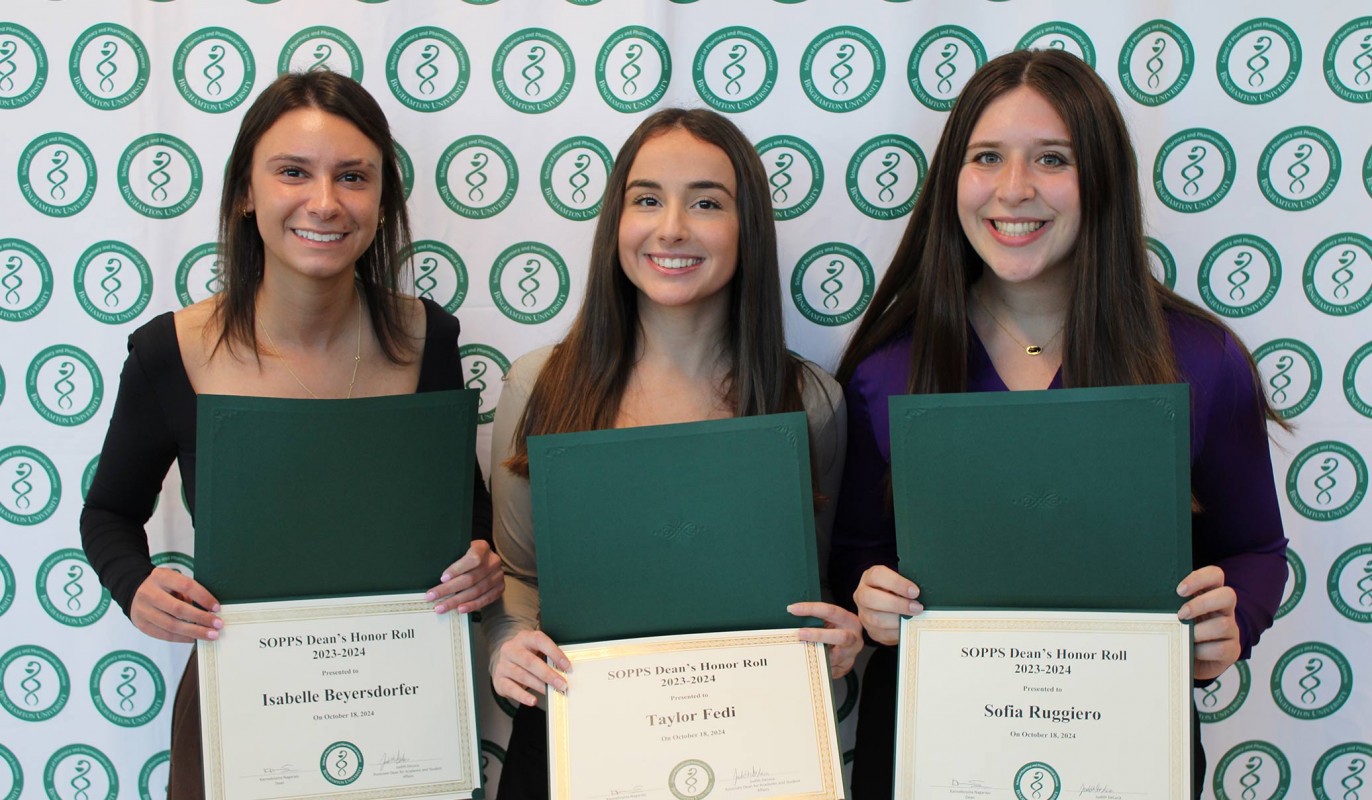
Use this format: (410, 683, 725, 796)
(264, 154, 379, 170)
(626, 178, 735, 197)
(966, 138, 1074, 150)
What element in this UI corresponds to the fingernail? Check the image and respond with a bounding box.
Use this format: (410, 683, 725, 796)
(786, 603, 798, 612)
(561, 660, 572, 672)
(207, 630, 219, 640)
(455, 604, 469, 615)
(441, 573, 451, 583)
(907, 586, 919, 599)
(910, 602, 924, 614)
(523, 696, 536, 706)
(556, 680, 568, 692)
(433, 604, 446, 614)
(1177, 606, 1191, 621)
(211, 603, 221, 612)
(212, 619, 224, 629)
(1176, 582, 1189, 595)
(424, 591, 436, 601)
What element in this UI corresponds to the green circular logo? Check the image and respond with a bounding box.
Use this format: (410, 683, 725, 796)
(0, 645, 70, 722)
(137, 751, 169, 800)
(668, 759, 715, 799)
(0, 555, 14, 618)
(908, 25, 987, 111)
(37, 548, 111, 627)
(1364, 144, 1372, 198)
(173, 27, 255, 113)
(27, 344, 103, 426)
(0, 742, 20, 800)
(1313, 742, 1372, 800)
(1253, 338, 1322, 419)
(460, 344, 511, 425)
(278, 26, 363, 80)
(1276, 547, 1306, 620)
(386, 27, 469, 112)
(1144, 236, 1177, 289)
(1270, 641, 1354, 719)
(1016, 21, 1096, 67)
(90, 650, 165, 727)
(0, 22, 48, 109)
(693, 27, 779, 112)
(436, 135, 519, 219)
(151, 551, 194, 578)
(1323, 17, 1372, 103)
(320, 741, 364, 786)
(395, 140, 414, 200)
(1013, 761, 1061, 800)
(1196, 235, 1280, 317)
(846, 134, 926, 220)
(44, 744, 117, 800)
(1327, 543, 1372, 623)
(1153, 128, 1236, 212)
(790, 242, 875, 327)
(117, 133, 204, 218)
(757, 135, 824, 221)
(540, 136, 612, 221)
(81, 455, 99, 500)
(493, 28, 575, 114)
(1345, 341, 1372, 418)
(1196, 660, 1251, 723)
(0, 446, 60, 525)
(596, 26, 672, 113)
(1217, 18, 1302, 104)
(799, 26, 885, 113)
(1258, 126, 1341, 211)
(18, 132, 97, 217)
(479, 739, 506, 791)
(489, 242, 570, 325)
(1286, 440, 1368, 521)
(1119, 19, 1195, 106)
(69, 23, 149, 110)
(175, 242, 222, 307)
(408, 240, 468, 313)
(1303, 232, 1372, 316)
(74, 241, 153, 325)
(0, 238, 54, 321)
(1213, 740, 1291, 800)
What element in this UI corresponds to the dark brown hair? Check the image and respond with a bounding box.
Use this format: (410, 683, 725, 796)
(838, 49, 1281, 427)
(506, 108, 805, 476)
(212, 70, 413, 363)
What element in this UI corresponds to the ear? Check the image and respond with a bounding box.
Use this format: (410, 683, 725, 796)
(243, 185, 255, 214)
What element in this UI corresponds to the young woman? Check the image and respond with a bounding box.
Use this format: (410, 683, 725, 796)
(80, 71, 502, 798)
(483, 108, 862, 798)
(831, 49, 1287, 797)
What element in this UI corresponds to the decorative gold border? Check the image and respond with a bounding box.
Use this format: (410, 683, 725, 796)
(894, 612, 1189, 798)
(548, 630, 842, 799)
(198, 596, 480, 799)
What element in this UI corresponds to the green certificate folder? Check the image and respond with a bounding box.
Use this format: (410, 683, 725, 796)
(889, 384, 1190, 613)
(529, 412, 820, 645)
(194, 390, 478, 603)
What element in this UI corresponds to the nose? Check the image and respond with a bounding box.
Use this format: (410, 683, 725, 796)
(655, 200, 688, 244)
(996, 156, 1035, 204)
(307, 177, 341, 219)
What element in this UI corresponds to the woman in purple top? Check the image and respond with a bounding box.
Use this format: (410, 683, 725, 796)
(830, 50, 1287, 798)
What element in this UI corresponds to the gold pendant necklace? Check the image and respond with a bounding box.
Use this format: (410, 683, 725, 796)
(973, 287, 1064, 357)
(259, 286, 363, 398)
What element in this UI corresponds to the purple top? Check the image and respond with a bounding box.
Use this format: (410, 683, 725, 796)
(830, 311, 1288, 658)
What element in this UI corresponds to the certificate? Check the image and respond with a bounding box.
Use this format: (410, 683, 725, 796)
(894, 610, 1191, 799)
(197, 593, 481, 800)
(548, 628, 844, 800)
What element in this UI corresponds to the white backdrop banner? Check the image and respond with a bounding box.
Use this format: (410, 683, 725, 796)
(0, 1, 1368, 798)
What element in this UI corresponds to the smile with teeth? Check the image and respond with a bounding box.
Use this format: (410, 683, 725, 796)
(649, 255, 704, 270)
(294, 229, 346, 243)
(991, 220, 1046, 237)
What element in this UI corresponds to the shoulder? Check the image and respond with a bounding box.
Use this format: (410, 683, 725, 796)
(505, 345, 556, 393)
(1165, 310, 1252, 390)
(416, 296, 454, 339)
(846, 334, 911, 405)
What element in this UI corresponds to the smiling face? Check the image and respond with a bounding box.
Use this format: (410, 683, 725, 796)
(244, 107, 383, 284)
(957, 86, 1081, 290)
(617, 128, 740, 315)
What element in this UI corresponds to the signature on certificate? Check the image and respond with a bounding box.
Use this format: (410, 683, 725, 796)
(732, 766, 773, 787)
(379, 751, 413, 768)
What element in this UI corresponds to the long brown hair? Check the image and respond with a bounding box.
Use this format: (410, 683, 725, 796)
(212, 70, 414, 363)
(506, 108, 805, 476)
(838, 49, 1282, 427)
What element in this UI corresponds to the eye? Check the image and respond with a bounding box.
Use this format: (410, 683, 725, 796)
(339, 171, 367, 184)
(968, 151, 1001, 165)
(629, 193, 661, 207)
(1039, 152, 1072, 168)
(693, 197, 725, 210)
(279, 166, 306, 179)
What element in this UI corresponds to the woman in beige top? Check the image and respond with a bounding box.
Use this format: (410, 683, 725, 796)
(482, 108, 859, 799)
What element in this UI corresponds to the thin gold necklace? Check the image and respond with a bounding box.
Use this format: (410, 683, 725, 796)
(973, 287, 1064, 357)
(259, 286, 363, 398)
